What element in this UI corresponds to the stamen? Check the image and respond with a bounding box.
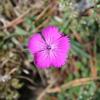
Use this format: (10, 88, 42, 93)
(47, 45, 51, 50)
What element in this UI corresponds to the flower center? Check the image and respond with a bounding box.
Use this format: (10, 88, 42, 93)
(47, 45, 51, 50)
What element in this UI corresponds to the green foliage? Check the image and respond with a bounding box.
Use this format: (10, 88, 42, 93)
(0, 0, 100, 99)
(57, 82, 96, 100)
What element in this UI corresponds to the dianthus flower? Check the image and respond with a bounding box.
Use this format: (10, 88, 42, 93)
(28, 26, 70, 69)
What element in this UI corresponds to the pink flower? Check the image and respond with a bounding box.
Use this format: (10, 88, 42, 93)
(28, 26, 70, 69)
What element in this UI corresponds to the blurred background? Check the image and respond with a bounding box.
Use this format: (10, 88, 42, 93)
(0, 0, 100, 100)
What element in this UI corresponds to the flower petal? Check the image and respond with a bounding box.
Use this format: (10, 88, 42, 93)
(57, 36, 70, 54)
(28, 33, 46, 54)
(41, 26, 61, 44)
(34, 50, 51, 69)
(51, 36, 70, 67)
(50, 49, 67, 67)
